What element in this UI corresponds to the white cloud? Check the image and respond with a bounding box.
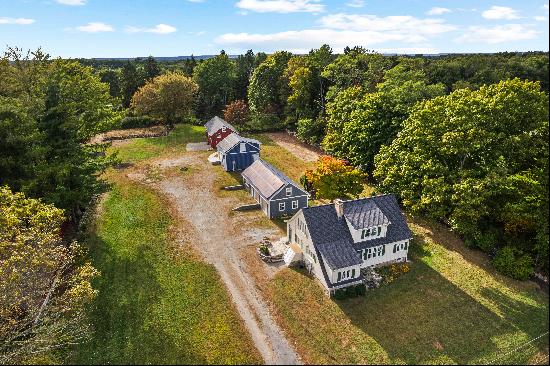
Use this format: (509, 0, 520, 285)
(125, 24, 177, 34)
(216, 29, 432, 53)
(235, 0, 325, 13)
(534, 15, 548, 21)
(216, 12, 455, 53)
(319, 13, 456, 34)
(543, 4, 549, 12)
(455, 24, 538, 43)
(482, 6, 520, 20)
(426, 7, 451, 15)
(56, 0, 86, 5)
(346, 0, 365, 8)
(0, 17, 35, 25)
(75, 22, 114, 32)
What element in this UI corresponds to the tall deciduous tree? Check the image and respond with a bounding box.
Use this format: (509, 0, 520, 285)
(131, 71, 198, 127)
(0, 187, 98, 364)
(234, 50, 255, 101)
(323, 60, 446, 172)
(322, 47, 393, 100)
(193, 53, 236, 118)
(120, 61, 145, 108)
(144, 55, 161, 80)
(248, 51, 292, 120)
(374, 78, 549, 274)
(0, 53, 119, 219)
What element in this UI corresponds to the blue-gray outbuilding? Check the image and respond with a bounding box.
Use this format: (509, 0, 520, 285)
(241, 159, 309, 219)
(216, 133, 261, 172)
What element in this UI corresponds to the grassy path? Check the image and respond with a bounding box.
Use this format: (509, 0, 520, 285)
(74, 125, 261, 364)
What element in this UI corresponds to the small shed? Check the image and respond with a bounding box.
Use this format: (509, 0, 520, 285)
(204, 116, 237, 148)
(241, 159, 309, 218)
(216, 133, 261, 172)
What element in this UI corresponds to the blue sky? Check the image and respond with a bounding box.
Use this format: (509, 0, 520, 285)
(1, 0, 548, 57)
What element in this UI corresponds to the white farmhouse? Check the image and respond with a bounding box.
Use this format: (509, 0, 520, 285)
(284, 194, 413, 295)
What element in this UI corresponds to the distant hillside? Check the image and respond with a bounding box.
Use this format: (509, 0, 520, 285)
(91, 55, 238, 62)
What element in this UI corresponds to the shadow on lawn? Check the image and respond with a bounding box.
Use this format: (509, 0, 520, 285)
(73, 233, 206, 365)
(336, 257, 548, 365)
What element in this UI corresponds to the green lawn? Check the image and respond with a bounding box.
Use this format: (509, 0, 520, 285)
(112, 124, 205, 163)
(74, 176, 261, 364)
(265, 222, 549, 365)
(249, 134, 315, 183)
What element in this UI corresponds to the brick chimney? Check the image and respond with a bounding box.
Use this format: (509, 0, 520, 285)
(334, 199, 344, 219)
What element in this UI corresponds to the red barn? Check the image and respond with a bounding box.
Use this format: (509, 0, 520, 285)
(205, 116, 237, 148)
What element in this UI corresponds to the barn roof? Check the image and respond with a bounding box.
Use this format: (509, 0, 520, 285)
(216, 133, 260, 154)
(205, 116, 238, 136)
(301, 194, 412, 269)
(242, 159, 305, 199)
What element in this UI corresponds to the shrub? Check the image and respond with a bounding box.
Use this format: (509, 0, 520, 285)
(493, 246, 534, 280)
(259, 244, 270, 256)
(345, 286, 358, 298)
(333, 289, 346, 300)
(473, 229, 500, 254)
(224, 100, 249, 128)
(119, 116, 161, 129)
(296, 117, 325, 145)
(354, 284, 367, 296)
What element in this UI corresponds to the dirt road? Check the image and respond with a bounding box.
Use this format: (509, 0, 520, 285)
(127, 152, 301, 365)
(265, 132, 323, 162)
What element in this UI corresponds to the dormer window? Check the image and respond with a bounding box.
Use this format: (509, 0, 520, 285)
(222, 126, 227, 132)
(361, 226, 382, 240)
(286, 187, 292, 196)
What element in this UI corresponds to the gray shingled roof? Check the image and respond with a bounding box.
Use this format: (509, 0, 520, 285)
(242, 159, 306, 199)
(316, 239, 363, 270)
(301, 194, 413, 269)
(343, 199, 390, 230)
(205, 116, 238, 136)
(216, 133, 260, 154)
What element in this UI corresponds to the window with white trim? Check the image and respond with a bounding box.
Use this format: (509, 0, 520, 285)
(279, 202, 285, 211)
(292, 200, 298, 209)
(286, 187, 292, 196)
(240, 142, 246, 153)
(363, 245, 385, 260)
(393, 241, 409, 253)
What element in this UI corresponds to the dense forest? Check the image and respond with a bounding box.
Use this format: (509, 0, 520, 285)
(0, 45, 548, 363)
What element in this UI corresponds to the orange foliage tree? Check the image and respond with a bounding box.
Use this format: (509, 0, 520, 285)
(302, 156, 365, 200)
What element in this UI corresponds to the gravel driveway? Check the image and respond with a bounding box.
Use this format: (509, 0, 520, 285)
(127, 151, 301, 365)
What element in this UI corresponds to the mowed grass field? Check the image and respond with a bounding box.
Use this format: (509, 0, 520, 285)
(112, 124, 205, 163)
(249, 134, 550, 365)
(75, 125, 262, 364)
